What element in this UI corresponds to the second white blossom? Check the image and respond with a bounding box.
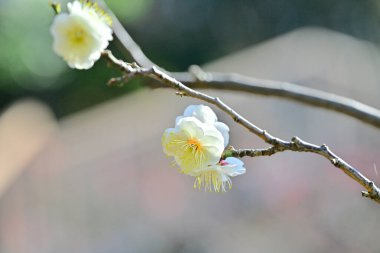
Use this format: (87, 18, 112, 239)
(50, 1, 113, 69)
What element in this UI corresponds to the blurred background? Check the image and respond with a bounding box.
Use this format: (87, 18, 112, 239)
(2, 0, 380, 116)
(1, 0, 380, 252)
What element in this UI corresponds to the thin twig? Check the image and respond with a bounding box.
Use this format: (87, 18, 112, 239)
(101, 50, 380, 204)
(98, 0, 155, 68)
(98, 0, 380, 129)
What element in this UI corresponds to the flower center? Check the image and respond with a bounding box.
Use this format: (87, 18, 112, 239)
(187, 138, 202, 151)
(68, 27, 86, 44)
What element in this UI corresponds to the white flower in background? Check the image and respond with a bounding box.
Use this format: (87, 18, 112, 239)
(50, 0, 113, 69)
(194, 157, 246, 192)
(162, 117, 225, 175)
(176, 105, 230, 147)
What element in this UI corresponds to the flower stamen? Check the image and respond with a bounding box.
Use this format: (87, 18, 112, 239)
(194, 171, 226, 192)
(187, 138, 202, 151)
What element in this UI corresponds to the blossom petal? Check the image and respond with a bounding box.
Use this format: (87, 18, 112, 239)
(183, 104, 217, 124)
(214, 121, 230, 147)
(161, 127, 183, 156)
(221, 157, 246, 177)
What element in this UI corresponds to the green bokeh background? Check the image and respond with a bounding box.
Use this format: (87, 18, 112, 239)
(1, 0, 380, 117)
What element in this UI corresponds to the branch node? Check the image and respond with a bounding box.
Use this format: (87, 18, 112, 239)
(291, 136, 302, 147)
(151, 66, 159, 74)
(320, 144, 328, 151)
(362, 191, 370, 197)
(189, 65, 212, 82)
(175, 91, 187, 97)
(130, 62, 139, 68)
(262, 130, 271, 142)
(107, 76, 124, 86)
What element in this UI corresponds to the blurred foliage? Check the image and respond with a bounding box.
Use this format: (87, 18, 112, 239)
(1, 0, 380, 117)
(0, 0, 64, 89)
(107, 0, 153, 22)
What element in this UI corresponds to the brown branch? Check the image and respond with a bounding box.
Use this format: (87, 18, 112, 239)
(101, 50, 380, 204)
(222, 146, 283, 158)
(98, 0, 155, 68)
(177, 73, 380, 129)
(98, 0, 380, 129)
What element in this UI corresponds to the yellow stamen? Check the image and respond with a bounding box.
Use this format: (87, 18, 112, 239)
(80, 0, 112, 26)
(68, 27, 86, 44)
(194, 171, 232, 192)
(187, 138, 202, 151)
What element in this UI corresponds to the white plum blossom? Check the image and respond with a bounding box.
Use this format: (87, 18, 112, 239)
(176, 105, 230, 147)
(163, 105, 246, 192)
(50, 1, 113, 69)
(162, 117, 225, 175)
(193, 157, 246, 192)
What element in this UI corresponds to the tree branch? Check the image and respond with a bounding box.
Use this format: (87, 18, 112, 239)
(101, 50, 380, 204)
(222, 146, 283, 158)
(177, 73, 380, 129)
(98, 0, 380, 129)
